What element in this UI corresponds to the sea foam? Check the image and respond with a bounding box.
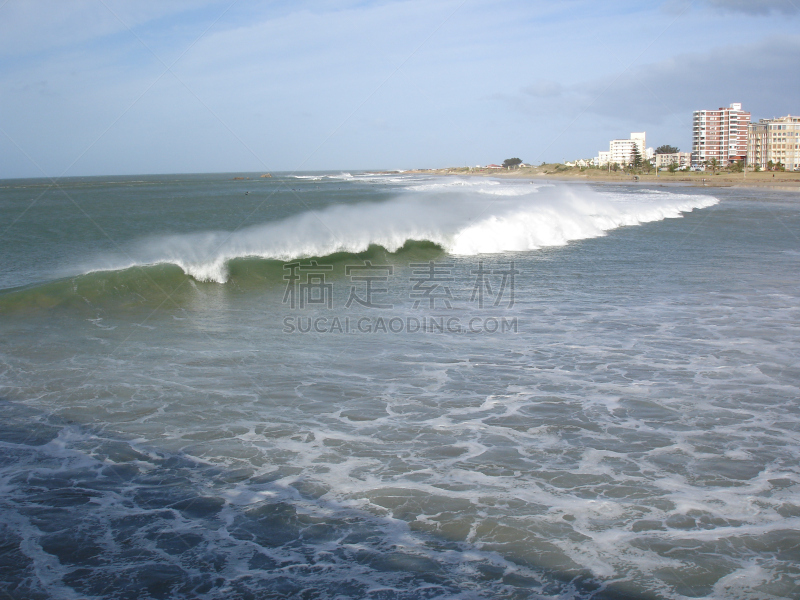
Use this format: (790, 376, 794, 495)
(91, 180, 718, 283)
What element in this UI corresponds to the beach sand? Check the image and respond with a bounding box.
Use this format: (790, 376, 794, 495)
(410, 164, 800, 191)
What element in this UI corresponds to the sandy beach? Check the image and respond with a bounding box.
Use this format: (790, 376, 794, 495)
(410, 164, 800, 192)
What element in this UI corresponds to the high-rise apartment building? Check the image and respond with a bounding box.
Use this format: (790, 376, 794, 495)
(692, 103, 750, 168)
(747, 115, 800, 171)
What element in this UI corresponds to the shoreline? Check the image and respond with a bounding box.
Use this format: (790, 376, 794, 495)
(406, 165, 800, 192)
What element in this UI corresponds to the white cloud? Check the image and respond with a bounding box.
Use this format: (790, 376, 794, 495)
(0, 0, 217, 57)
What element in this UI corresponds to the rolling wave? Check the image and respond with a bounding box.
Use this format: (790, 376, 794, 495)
(3, 182, 718, 307)
(99, 184, 716, 283)
(0, 244, 441, 312)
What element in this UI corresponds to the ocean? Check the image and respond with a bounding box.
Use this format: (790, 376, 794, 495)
(0, 172, 798, 599)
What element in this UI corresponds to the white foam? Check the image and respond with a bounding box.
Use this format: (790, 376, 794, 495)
(82, 180, 718, 283)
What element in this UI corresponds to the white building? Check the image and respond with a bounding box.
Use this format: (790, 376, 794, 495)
(592, 151, 611, 167)
(564, 159, 591, 167)
(595, 133, 653, 167)
(655, 152, 692, 169)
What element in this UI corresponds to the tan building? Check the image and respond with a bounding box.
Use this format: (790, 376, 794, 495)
(655, 152, 692, 169)
(692, 103, 750, 168)
(747, 115, 800, 171)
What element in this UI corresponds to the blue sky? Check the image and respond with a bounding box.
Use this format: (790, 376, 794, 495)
(1, 0, 798, 177)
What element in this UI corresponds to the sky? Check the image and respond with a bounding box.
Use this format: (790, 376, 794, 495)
(0, 0, 798, 177)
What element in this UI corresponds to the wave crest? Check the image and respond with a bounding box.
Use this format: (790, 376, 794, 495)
(78, 183, 717, 283)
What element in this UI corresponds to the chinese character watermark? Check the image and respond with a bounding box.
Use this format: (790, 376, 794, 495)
(345, 262, 394, 309)
(409, 261, 455, 309)
(281, 259, 521, 334)
(283, 261, 333, 309)
(469, 260, 518, 308)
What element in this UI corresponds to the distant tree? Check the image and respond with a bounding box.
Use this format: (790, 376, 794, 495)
(655, 145, 679, 155)
(503, 158, 523, 169)
(667, 161, 678, 173)
(709, 158, 719, 174)
(630, 145, 642, 169)
(729, 160, 744, 173)
(754, 163, 761, 172)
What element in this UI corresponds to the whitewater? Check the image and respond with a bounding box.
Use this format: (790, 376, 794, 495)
(76, 178, 717, 284)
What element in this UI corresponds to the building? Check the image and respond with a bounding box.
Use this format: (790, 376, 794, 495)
(594, 133, 653, 167)
(593, 151, 611, 167)
(747, 115, 800, 171)
(564, 159, 591, 167)
(655, 152, 692, 169)
(609, 132, 646, 166)
(692, 103, 750, 168)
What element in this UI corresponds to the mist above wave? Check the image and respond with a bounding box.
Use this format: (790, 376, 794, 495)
(84, 181, 718, 283)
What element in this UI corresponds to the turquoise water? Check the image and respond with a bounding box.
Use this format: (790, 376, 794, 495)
(1, 173, 799, 599)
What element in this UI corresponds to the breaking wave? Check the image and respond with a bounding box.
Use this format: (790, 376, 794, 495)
(73, 182, 716, 284)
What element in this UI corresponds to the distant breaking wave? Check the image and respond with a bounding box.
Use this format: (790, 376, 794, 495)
(290, 172, 354, 181)
(76, 180, 717, 284)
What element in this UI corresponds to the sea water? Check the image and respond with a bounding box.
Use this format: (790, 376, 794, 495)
(0, 172, 798, 599)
